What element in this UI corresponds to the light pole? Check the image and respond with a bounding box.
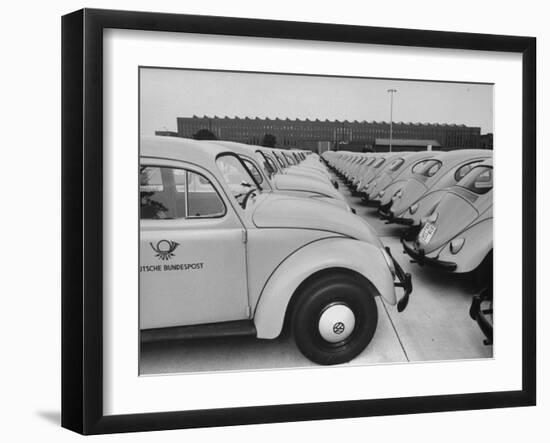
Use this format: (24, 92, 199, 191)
(387, 89, 397, 152)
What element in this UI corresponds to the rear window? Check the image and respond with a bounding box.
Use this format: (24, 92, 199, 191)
(454, 160, 483, 182)
(416, 159, 442, 177)
(387, 158, 405, 172)
(411, 159, 428, 173)
(459, 166, 493, 195)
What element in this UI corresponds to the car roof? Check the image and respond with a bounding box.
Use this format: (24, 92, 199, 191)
(474, 157, 493, 167)
(203, 139, 260, 157)
(431, 149, 492, 162)
(141, 136, 228, 166)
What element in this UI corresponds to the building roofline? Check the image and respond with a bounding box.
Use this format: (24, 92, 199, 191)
(176, 115, 481, 129)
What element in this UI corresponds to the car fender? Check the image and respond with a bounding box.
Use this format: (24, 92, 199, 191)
(435, 217, 493, 273)
(254, 237, 395, 339)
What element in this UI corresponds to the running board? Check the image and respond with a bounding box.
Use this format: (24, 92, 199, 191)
(141, 320, 256, 343)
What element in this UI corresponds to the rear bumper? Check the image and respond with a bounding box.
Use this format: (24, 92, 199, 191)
(362, 195, 381, 207)
(469, 288, 493, 345)
(385, 247, 413, 312)
(401, 239, 458, 271)
(392, 215, 415, 226)
(378, 204, 393, 220)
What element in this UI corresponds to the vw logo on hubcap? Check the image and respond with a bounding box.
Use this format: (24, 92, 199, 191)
(318, 303, 355, 343)
(333, 322, 345, 334)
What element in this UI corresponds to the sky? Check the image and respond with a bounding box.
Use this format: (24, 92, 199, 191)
(140, 68, 494, 136)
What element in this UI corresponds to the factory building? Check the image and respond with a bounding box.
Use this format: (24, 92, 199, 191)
(175, 115, 484, 152)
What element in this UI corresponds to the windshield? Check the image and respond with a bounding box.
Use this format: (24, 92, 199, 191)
(458, 165, 493, 195)
(255, 151, 278, 178)
(273, 152, 288, 169)
(216, 154, 262, 207)
(242, 157, 268, 187)
(284, 152, 296, 165)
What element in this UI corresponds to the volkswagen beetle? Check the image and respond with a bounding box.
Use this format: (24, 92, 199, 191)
(353, 152, 404, 193)
(398, 152, 492, 228)
(140, 136, 412, 365)
(360, 151, 436, 205)
(379, 150, 492, 223)
(401, 158, 493, 274)
(208, 140, 349, 210)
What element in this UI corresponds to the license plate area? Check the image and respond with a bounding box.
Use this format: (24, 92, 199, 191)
(419, 222, 436, 244)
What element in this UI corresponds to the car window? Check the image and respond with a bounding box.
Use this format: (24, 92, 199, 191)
(186, 171, 225, 218)
(273, 152, 287, 168)
(411, 159, 429, 173)
(255, 151, 277, 178)
(388, 158, 405, 171)
(217, 154, 261, 207)
(284, 153, 296, 165)
(140, 166, 225, 220)
(459, 166, 493, 195)
(454, 160, 483, 182)
(140, 166, 173, 219)
(417, 159, 442, 177)
(242, 158, 264, 185)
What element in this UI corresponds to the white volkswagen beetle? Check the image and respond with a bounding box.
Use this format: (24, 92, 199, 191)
(208, 140, 349, 210)
(402, 158, 493, 274)
(140, 136, 412, 365)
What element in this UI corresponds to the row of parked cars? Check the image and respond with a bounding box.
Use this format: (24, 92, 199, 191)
(139, 136, 412, 365)
(323, 148, 493, 344)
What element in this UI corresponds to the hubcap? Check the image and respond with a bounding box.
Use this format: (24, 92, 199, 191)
(318, 303, 356, 343)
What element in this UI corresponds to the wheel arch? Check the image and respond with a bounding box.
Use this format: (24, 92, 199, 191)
(253, 237, 394, 339)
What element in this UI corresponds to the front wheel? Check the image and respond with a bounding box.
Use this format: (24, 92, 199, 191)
(292, 272, 378, 365)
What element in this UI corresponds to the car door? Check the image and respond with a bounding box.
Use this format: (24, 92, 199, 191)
(139, 161, 249, 330)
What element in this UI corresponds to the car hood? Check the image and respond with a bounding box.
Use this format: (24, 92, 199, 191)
(273, 174, 343, 200)
(252, 194, 381, 246)
(284, 168, 330, 185)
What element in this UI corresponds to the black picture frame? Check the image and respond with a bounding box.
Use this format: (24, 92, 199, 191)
(61, 8, 536, 435)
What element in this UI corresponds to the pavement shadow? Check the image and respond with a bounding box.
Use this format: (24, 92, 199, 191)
(36, 410, 60, 426)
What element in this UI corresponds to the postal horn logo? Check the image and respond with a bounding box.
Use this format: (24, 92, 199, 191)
(150, 240, 179, 261)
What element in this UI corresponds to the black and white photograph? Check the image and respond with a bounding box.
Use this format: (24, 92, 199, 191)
(139, 68, 494, 375)
(56, 5, 537, 436)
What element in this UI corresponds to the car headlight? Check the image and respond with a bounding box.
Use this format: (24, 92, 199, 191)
(409, 203, 419, 214)
(381, 248, 396, 277)
(450, 237, 465, 254)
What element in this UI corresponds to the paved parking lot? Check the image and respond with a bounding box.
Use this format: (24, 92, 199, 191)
(140, 176, 492, 375)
